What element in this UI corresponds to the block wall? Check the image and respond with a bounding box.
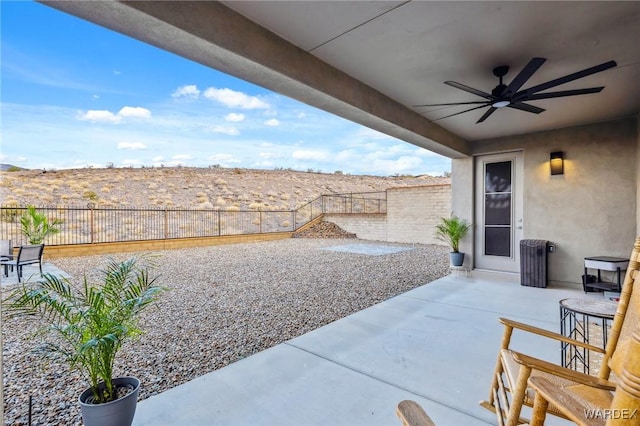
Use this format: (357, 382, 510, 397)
(324, 184, 452, 245)
(323, 213, 387, 241)
(386, 184, 451, 245)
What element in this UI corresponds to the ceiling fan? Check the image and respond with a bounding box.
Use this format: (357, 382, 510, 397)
(414, 58, 617, 123)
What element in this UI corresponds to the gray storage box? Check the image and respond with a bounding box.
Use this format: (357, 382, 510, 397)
(520, 239, 549, 287)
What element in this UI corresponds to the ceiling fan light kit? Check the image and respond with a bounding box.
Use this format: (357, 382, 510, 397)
(414, 58, 617, 123)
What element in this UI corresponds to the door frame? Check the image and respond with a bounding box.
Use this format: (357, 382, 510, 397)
(474, 151, 524, 273)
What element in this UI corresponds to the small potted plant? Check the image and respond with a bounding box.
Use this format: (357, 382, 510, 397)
(3, 256, 164, 426)
(435, 214, 471, 266)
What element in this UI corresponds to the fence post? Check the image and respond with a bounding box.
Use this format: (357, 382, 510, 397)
(259, 210, 262, 234)
(164, 208, 168, 239)
(88, 203, 95, 244)
(217, 210, 221, 236)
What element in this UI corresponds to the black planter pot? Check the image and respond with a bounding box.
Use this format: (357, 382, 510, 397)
(449, 252, 465, 267)
(79, 376, 140, 426)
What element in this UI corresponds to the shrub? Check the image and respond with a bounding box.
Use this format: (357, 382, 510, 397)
(20, 205, 63, 244)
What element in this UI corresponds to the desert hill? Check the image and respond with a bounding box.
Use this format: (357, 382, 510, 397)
(0, 167, 449, 210)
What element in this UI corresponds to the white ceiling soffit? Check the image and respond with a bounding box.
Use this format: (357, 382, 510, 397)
(224, 1, 640, 142)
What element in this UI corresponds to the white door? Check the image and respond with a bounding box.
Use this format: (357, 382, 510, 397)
(474, 152, 524, 273)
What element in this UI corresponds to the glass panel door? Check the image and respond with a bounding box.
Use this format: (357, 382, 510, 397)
(484, 161, 512, 257)
(474, 151, 523, 273)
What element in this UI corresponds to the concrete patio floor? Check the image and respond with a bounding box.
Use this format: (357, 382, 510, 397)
(133, 271, 601, 426)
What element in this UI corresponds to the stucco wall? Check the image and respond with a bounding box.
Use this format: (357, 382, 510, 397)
(451, 157, 474, 268)
(386, 184, 451, 244)
(457, 118, 638, 286)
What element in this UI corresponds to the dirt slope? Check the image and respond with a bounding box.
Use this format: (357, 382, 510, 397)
(0, 167, 449, 210)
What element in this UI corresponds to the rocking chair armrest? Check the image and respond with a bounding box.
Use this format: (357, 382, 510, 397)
(528, 376, 606, 426)
(510, 351, 616, 391)
(396, 400, 435, 426)
(499, 317, 605, 354)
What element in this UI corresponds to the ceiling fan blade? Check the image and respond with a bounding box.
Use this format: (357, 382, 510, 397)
(432, 104, 490, 121)
(502, 57, 546, 97)
(507, 102, 545, 114)
(518, 60, 617, 96)
(476, 107, 497, 123)
(522, 87, 604, 101)
(445, 81, 494, 100)
(413, 101, 489, 107)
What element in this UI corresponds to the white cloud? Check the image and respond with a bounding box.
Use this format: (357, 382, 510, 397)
(264, 118, 280, 127)
(208, 125, 240, 136)
(292, 150, 331, 162)
(118, 106, 151, 119)
(117, 142, 147, 150)
(77, 106, 151, 123)
(152, 156, 164, 162)
(225, 113, 245, 122)
(172, 84, 200, 99)
(77, 109, 121, 123)
(203, 87, 269, 109)
(207, 153, 242, 165)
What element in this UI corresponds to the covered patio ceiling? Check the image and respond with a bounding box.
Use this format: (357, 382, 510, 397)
(41, 1, 640, 159)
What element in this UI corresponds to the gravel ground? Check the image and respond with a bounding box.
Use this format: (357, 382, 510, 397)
(2, 238, 449, 425)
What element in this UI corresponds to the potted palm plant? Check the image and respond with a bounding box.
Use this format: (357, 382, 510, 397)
(435, 214, 471, 266)
(3, 256, 164, 426)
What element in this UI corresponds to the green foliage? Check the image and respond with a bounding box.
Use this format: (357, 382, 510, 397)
(3, 257, 164, 404)
(7, 166, 22, 172)
(83, 191, 99, 201)
(1, 205, 21, 223)
(434, 214, 471, 253)
(20, 205, 62, 244)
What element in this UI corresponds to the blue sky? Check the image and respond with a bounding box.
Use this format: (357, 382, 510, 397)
(0, 1, 451, 176)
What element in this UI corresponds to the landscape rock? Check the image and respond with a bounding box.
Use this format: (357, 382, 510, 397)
(293, 220, 356, 239)
(2, 239, 449, 425)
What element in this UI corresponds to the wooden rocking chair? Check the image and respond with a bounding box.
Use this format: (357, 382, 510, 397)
(480, 237, 640, 426)
(527, 298, 640, 426)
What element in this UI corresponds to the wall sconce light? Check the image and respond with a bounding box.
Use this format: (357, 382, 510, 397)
(550, 151, 564, 175)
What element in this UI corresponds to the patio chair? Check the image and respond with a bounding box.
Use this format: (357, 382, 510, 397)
(396, 400, 435, 426)
(0, 239, 13, 276)
(526, 305, 640, 426)
(480, 237, 640, 426)
(2, 244, 45, 283)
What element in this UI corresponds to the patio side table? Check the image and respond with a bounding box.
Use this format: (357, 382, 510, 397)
(559, 298, 617, 373)
(583, 256, 628, 293)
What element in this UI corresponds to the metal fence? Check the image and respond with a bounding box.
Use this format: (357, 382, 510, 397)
(0, 192, 386, 246)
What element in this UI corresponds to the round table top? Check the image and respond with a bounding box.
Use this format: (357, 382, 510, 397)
(559, 298, 618, 319)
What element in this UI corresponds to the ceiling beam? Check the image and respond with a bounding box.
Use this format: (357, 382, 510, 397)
(40, 0, 471, 158)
